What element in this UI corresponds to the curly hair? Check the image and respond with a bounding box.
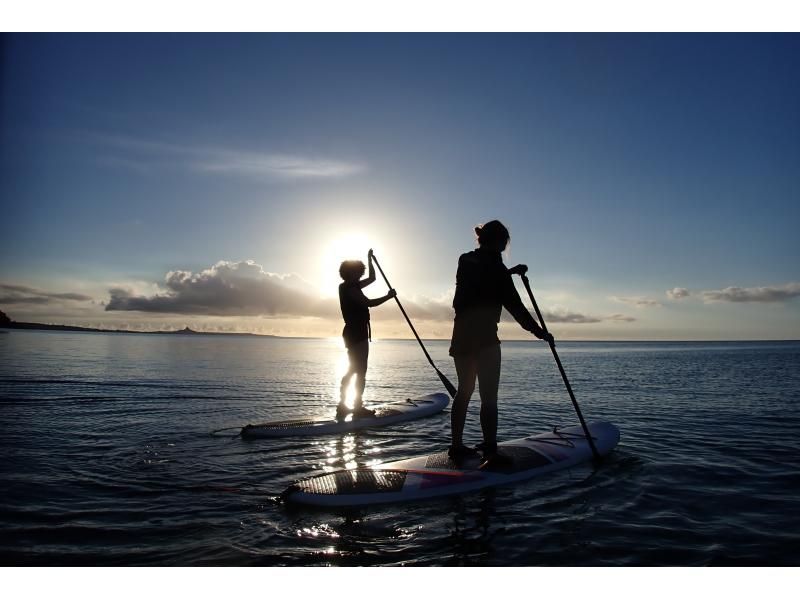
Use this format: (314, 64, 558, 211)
(339, 260, 366, 281)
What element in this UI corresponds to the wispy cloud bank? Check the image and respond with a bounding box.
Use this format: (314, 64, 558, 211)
(666, 287, 690, 300)
(0, 284, 92, 305)
(531, 309, 635, 324)
(542, 309, 602, 324)
(611, 296, 661, 308)
(701, 283, 800, 303)
(89, 133, 365, 181)
(399, 295, 455, 321)
(194, 150, 364, 179)
(607, 313, 637, 322)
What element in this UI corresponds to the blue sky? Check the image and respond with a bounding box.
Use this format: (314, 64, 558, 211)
(1, 34, 798, 339)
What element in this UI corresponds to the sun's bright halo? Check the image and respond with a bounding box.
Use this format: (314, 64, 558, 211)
(318, 233, 377, 296)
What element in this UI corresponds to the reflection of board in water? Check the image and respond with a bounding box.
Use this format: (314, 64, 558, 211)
(284, 421, 620, 506)
(241, 392, 449, 438)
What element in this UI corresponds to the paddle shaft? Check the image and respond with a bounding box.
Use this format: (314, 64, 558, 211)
(520, 275, 601, 461)
(370, 254, 457, 398)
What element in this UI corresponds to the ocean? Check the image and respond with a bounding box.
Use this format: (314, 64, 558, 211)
(1, 330, 799, 566)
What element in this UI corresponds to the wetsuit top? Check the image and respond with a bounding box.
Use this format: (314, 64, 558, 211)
(449, 247, 542, 356)
(339, 281, 370, 347)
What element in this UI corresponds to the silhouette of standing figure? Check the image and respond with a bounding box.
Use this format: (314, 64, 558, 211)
(338, 249, 396, 420)
(448, 220, 553, 467)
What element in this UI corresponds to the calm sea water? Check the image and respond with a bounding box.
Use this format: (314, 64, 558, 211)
(1, 330, 799, 566)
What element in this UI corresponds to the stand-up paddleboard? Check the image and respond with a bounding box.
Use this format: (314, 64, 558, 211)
(241, 392, 449, 439)
(283, 421, 619, 506)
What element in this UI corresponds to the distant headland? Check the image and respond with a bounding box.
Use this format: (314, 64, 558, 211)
(0, 309, 273, 337)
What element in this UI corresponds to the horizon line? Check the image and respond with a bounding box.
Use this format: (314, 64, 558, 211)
(2, 326, 797, 344)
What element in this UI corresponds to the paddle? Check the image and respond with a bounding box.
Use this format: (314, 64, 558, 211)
(370, 252, 458, 398)
(518, 272, 601, 461)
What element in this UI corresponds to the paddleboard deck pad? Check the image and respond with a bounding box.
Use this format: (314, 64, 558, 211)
(283, 421, 619, 506)
(241, 392, 449, 439)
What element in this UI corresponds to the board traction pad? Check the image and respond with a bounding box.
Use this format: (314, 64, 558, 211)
(245, 419, 320, 430)
(424, 445, 551, 474)
(292, 445, 556, 497)
(292, 469, 408, 495)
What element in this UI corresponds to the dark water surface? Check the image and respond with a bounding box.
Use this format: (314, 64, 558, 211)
(1, 330, 799, 565)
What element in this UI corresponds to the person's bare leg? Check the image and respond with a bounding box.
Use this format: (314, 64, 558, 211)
(351, 340, 370, 413)
(450, 354, 477, 450)
(477, 344, 502, 452)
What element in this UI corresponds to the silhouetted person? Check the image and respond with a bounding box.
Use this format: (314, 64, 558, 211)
(338, 249, 396, 420)
(449, 220, 553, 467)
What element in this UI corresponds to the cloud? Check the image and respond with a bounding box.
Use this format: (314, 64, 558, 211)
(541, 309, 602, 324)
(105, 259, 456, 323)
(0, 284, 93, 305)
(701, 283, 800, 303)
(89, 133, 365, 180)
(194, 150, 364, 179)
(611, 296, 662, 308)
(607, 313, 637, 322)
(539, 310, 635, 324)
(106, 260, 338, 317)
(398, 295, 454, 321)
(499, 303, 635, 325)
(666, 287, 690, 300)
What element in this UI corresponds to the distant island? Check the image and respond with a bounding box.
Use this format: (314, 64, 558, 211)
(0, 309, 273, 337)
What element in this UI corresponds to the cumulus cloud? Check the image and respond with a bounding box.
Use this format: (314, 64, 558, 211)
(611, 296, 661, 308)
(0, 284, 92, 305)
(667, 287, 690, 300)
(105, 260, 455, 322)
(106, 260, 338, 317)
(90, 133, 365, 180)
(701, 283, 800, 303)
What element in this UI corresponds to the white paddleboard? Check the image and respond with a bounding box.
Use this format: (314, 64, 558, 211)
(284, 421, 620, 506)
(241, 392, 449, 439)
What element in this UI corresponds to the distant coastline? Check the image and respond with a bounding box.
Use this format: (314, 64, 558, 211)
(1, 323, 272, 337)
(0, 309, 273, 338)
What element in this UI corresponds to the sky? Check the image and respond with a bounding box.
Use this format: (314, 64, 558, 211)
(1, 33, 799, 340)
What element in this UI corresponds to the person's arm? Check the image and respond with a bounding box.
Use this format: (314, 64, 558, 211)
(367, 288, 396, 307)
(501, 269, 547, 339)
(359, 249, 376, 289)
(347, 286, 396, 308)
